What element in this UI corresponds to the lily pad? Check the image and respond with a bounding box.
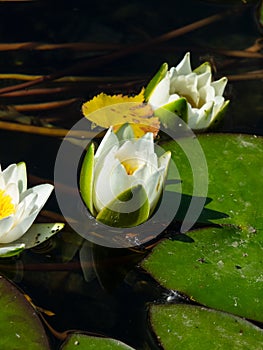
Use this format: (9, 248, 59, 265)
(143, 134, 263, 322)
(0, 275, 50, 349)
(149, 304, 263, 350)
(142, 226, 263, 321)
(60, 333, 135, 350)
(163, 134, 263, 230)
(14, 223, 65, 249)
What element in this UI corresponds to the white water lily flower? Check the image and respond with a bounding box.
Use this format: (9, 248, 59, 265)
(80, 126, 171, 228)
(146, 52, 229, 130)
(0, 162, 54, 244)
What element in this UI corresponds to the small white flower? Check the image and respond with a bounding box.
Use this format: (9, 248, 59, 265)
(0, 162, 53, 244)
(80, 126, 171, 228)
(147, 52, 229, 130)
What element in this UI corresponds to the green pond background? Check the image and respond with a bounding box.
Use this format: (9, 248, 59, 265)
(0, 0, 262, 349)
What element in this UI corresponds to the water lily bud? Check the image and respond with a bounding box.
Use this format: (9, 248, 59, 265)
(146, 52, 229, 131)
(0, 162, 54, 244)
(80, 126, 171, 228)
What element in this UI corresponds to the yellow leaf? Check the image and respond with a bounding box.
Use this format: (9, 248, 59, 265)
(81, 89, 160, 137)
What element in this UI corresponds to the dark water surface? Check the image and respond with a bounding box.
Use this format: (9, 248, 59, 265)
(0, 1, 262, 349)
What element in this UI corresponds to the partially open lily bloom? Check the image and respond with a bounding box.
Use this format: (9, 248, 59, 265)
(147, 52, 229, 131)
(80, 126, 171, 228)
(0, 162, 54, 244)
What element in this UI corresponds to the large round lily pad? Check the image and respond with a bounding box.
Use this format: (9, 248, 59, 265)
(142, 133, 263, 340)
(0, 275, 50, 349)
(61, 333, 135, 350)
(149, 304, 263, 350)
(163, 134, 263, 230)
(142, 226, 263, 321)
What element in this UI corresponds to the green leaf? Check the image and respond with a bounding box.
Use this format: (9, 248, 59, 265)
(60, 333, 135, 350)
(0, 243, 25, 258)
(79, 143, 95, 216)
(142, 226, 263, 321)
(142, 134, 263, 322)
(155, 98, 188, 127)
(144, 62, 168, 101)
(163, 134, 263, 229)
(149, 304, 263, 350)
(14, 223, 65, 249)
(96, 184, 150, 228)
(0, 275, 50, 349)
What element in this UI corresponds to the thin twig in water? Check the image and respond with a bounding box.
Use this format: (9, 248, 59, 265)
(0, 9, 239, 95)
(13, 98, 79, 112)
(0, 120, 96, 138)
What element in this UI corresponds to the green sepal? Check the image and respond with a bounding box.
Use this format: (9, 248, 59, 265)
(144, 62, 168, 102)
(79, 143, 96, 216)
(206, 100, 230, 131)
(96, 184, 150, 228)
(0, 243, 25, 258)
(115, 123, 135, 141)
(193, 61, 211, 75)
(154, 97, 188, 128)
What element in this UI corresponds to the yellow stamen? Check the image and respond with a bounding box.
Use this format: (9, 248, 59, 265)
(0, 189, 15, 219)
(121, 159, 143, 175)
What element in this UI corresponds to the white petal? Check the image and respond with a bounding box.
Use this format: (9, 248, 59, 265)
(12, 200, 26, 223)
(16, 162, 27, 193)
(16, 192, 38, 222)
(187, 104, 201, 128)
(0, 210, 40, 243)
(145, 168, 165, 213)
(199, 85, 215, 104)
(175, 52, 192, 75)
(2, 164, 18, 187)
(158, 151, 171, 178)
(211, 95, 225, 118)
(116, 133, 157, 169)
(94, 127, 119, 162)
(0, 216, 14, 240)
(211, 77, 228, 96)
(197, 71, 211, 89)
(25, 184, 53, 210)
(168, 93, 180, 103)
(171, 74, 199, 107)
(5, 182, 19, 206)
(0, 166, 4, 189)
(93, 152, 126, 212)
(195, 101, 214, 129)
(148, 74, 171, 109)
(109, 162, 133, 201)
(132, 163, 152, 183)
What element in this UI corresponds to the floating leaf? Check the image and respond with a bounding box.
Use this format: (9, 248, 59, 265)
(82, 90, 145, 114)
(142, 226, 263, 322)
(0, 243, 25, 258)
(60, 333, 135, 350)
(163, 134, 263, 229)
(82, 91, 159, 137)
(14, 223, 65, 249)
(0, 275, 50, 349)
(142, 134, 263, 322)
(149, 304, 263, 350)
